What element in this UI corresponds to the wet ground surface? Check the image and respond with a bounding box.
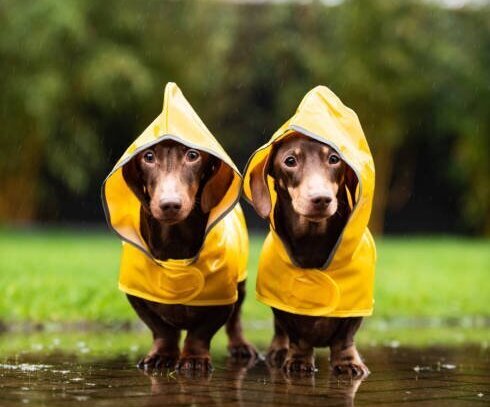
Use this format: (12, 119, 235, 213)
(0, 346, 488, 406)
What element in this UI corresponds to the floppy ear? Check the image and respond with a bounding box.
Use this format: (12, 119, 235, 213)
(122, 157, 150, 212)
(249, 157, 272, 219)
(342, 165, 359, 210)
(344, 165, 358, 199)
(201, 160, 234, 213)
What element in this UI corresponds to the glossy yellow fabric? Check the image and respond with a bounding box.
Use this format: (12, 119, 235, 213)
(243, 85, 376, 317)
(102, 82, 248, 306)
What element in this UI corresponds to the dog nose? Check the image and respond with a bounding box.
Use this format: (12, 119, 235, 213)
(160, 199, 182, 213)
(311, 195, 332, 207)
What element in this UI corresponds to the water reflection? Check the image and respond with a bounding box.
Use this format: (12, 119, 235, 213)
(0, 346, 488, 406)
(141, 356, 364, 407)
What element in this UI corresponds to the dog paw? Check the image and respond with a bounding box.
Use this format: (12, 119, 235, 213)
(332, 362, 370, 378)
(137, 353, 178, 370)
(176, 355, 213, 372)
(266, 347, 288, 367)
(284, 358, 316, 373)
(229, 341, 258, 360)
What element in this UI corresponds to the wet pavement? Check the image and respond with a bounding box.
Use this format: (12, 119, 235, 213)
(0, 346, 488, 406)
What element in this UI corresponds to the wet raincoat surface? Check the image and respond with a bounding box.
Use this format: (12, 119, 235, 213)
(243, 86, 376, 317)
(102, 83, 248, 306)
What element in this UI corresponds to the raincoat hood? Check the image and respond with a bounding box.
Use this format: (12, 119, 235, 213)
(102, 82, 247, 306)
(243, 85, 376, 317)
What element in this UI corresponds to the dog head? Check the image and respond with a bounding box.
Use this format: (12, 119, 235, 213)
(123, 140, 233, 224)
(250, 133, 348, 222)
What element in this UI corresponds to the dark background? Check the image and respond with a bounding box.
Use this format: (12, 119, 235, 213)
(0, 0, 488, 235)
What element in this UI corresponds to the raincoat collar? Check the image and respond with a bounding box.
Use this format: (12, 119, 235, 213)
(102, 82, 242, 264)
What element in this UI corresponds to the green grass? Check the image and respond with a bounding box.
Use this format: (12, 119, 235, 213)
(0, 228, 489, 324)
(1, 325, 488, 360)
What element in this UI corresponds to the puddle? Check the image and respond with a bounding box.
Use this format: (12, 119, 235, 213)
(0, 345, 488, 406)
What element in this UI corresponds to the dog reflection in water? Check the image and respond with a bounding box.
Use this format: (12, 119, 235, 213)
(141, 357, 365, 407)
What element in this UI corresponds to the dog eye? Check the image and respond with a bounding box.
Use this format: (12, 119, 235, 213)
(142, 150, 155, 163)
(284, 156, 297, 168)
(328, 154, 340, 165)
(186, 149, 200, 162)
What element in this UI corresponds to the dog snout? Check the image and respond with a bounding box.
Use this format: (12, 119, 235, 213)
(310, 194, 332, 208)
(159, 198, 182, 215)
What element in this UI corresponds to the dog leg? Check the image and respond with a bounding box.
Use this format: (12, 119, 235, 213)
(127, 295, 180, 370)
(177, 305, 232, 372)
(329, 317, 369, 378)
(225, 280, 258, 360)
(284, 339, 315, 373)
(266, 316, 290, 367)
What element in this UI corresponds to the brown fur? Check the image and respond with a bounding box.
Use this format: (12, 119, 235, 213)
(249, 134, 369, 377)
(122, 140, 256, 372)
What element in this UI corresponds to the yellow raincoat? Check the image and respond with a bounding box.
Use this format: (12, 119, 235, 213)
(102, 82, 248, 306)
(243, 86, 376, 317)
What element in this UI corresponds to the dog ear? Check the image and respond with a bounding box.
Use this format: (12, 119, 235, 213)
(249, 157, 272, 219)
(122, 157, 150, 212)
(201, 160, 234, 213)
(342, 165, 359, 210)
(344, 165, 358, 198)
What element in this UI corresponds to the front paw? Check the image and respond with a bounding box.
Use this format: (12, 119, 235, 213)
(137, 353, 178, 370)
(284, 357, 316, 373)
(332, 361, 370, 378)
(176, 355, 213, 372)
(228, 340, 258, 360)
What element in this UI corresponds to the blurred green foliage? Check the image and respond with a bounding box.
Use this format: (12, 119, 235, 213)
(0, 0, 488, 233)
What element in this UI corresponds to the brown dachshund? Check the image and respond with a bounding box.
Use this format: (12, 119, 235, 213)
(249, 134, 369, 377)
(122, 139, 256, 372)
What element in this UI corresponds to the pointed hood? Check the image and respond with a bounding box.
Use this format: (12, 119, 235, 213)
(244, 85, 376, 317)
(102, 82, 242, 259)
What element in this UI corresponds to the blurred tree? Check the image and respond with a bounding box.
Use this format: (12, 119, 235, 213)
(0, 0, 488, 234)
(0, 0, 153, 220)
(434, 6, 490, 234)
